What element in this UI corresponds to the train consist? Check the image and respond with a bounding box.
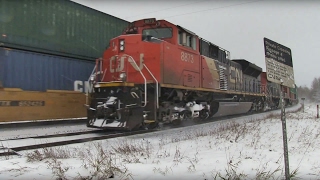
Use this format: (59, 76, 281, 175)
(86, 18, 297, 130)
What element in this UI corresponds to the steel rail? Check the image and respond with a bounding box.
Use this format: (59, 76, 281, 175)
(0, 129, 157, 157)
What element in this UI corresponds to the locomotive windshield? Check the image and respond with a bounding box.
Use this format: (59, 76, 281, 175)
(142, 28, 172, 39)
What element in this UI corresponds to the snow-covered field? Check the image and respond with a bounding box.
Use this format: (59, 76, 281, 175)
(1, 102, 320, 180)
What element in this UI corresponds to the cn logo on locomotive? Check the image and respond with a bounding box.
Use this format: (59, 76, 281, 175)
(110, 53, 144, 72)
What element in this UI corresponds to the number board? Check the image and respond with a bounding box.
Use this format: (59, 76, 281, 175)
(263, 38, 295, 88)
(0, 100, 45, 107)
(144, 18, 156, 24)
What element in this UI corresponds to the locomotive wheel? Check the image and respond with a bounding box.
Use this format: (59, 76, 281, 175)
(141, 121, 159, 130)
(192, 117, 201, 123)
(86, 117, 96, 128)
(148, 121, 159, 129)
(180, 110, 192, 121)
(171, 119, 182, 126)
(199, 109, 210, 120)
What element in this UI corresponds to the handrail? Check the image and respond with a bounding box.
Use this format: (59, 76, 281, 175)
(101, 69, 108, 82)
(86, 62, 97, 107)
(100, 58, 103, 79)
(122, 54, 147, 107)
(143, 64, 159, 108)
(88, 65, 96, 82)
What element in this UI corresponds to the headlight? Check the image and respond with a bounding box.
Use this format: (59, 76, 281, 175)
(119, 72, 126, 81)
(119, 39, 125, 51)
(90, 75, 95, 82)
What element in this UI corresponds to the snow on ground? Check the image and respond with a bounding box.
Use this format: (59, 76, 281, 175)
(1, 102, 320, 180)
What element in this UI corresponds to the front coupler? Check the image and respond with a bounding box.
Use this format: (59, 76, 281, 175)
(86, 86, 144, 131)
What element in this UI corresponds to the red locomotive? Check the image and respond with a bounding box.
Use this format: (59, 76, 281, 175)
(86, 18, 297, 130)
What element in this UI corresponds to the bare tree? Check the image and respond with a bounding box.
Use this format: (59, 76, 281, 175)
(297, 85, 311, 101)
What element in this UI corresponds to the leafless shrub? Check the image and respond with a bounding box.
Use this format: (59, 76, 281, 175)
(315, 128, 320, 139)
(230, 122, 248, 143)
(0, 163, 34, 178)
(26, 146, 76, 162)
(191, 148, 199, 164)
(254, 162, 282, 180)
(212, 162, 247, 180)
(152, 159, 161, 164)
(26, 149, 43, 162)
(0, 142, 20, 160)
(158, 135, 169, 149)
(109, 139, 153, 164)
(46, 158, 70, 180)
(194, 129, 208, 137)
(172, 146, 184, 166)
(112, 139, 153, 159)
(211, 152, 246, 180)
(153, 166, 172, 176)
(187, 158, 196, 172)
(310, 163, 320, 177)
(78, 142, 132, 180)
(290, 167, 300, 179)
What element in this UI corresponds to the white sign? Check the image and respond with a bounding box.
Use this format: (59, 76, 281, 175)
(264, 38, 295, 88)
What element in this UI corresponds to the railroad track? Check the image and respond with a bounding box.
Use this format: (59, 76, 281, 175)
(0, 104, 301, 157)
(0, 118, 87, 129)
(1, 129, 104, 141)
(0, 129, 157, 157)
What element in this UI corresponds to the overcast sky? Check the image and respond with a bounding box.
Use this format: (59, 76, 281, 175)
(73, 0, 319, 88)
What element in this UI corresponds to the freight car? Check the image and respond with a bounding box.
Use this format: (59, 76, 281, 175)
(0, 47, 95, 122)
(0, 47, 95, 92)
(0, 0, 130, 123)
(86, 18, 297, 130)
(0, 0, 129, 60)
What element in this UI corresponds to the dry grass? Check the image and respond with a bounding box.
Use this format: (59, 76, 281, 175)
(77, 142, 132, 180)
(26, 146, 76, 162)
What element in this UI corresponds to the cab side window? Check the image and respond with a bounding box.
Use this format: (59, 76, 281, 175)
(178, 30, 196, 50)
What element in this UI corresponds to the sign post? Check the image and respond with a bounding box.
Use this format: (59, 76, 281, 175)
(264, 38, 294, 180)
(301, 98, 305, 112)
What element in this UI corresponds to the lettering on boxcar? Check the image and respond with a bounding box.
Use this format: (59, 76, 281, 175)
(0, 100, 45, 107)
(18, 101, 45, 106)
(181, 51, 194, 63)
(74, 81, 93, 93)
(0, 101, 10, 106)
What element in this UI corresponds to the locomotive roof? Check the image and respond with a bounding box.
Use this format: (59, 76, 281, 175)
(232, 59, 262, 78)
(177, 25, 196, 35)
(131, 18, 230, 55)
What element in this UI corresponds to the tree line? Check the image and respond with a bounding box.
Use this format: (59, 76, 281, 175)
(297, 77, 320, 102)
